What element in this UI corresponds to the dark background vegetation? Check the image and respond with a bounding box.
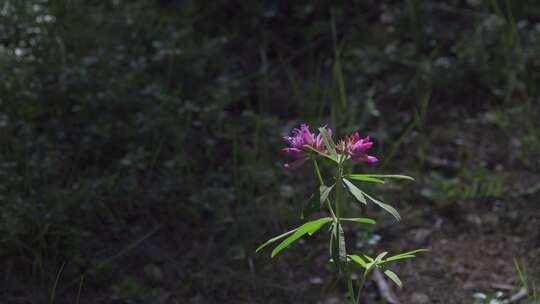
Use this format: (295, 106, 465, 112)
(1, 0, 540, 303)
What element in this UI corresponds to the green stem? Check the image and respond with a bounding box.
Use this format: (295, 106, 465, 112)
(334, 162, 355, 304)
(313, 157, 324, 184)
(345, 266, 356, 304)
(355, 270, 369, 304)
(335, 165, 342, 217)
(312, 158, 337, 221)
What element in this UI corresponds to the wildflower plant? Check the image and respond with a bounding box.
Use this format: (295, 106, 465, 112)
(257, 124, 427, 303)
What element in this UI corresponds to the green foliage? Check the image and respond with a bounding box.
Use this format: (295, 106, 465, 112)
(347, 175, 415, 182)
(340, 218, 376, 225)
(270, 217, 333, 258)
(349, 249, 428, 288)
(343, 178, 367, 205)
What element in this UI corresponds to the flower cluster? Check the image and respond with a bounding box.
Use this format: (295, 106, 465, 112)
(336, 132, 378, 163)
(283, 124, 377, 169)
(282, 124, 331, 169)
(262, 123, 421, 304)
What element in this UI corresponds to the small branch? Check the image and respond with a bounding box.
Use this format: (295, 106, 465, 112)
(490, 283, 515, 291)
(508, 287, 528, 303)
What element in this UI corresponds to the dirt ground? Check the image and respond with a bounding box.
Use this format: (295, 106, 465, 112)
(246, 183, 540, 304)
(257, 198, 540, 304)
(64, 126, 540, 304)
(375, 199, 540, 304)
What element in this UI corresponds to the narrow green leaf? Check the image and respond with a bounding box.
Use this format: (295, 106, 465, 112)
(384, 249, 428, 262)
(390, 249, 429, 258)
(363, 254, 375, 263)
(271, 217, 333, 258)
(340, 218, 376, 225)
(350, 174, 415, 181)
(374, 252, 388, 263)
(372, 200, 401, 221)
(348, 255, 367, 269)
(328, 222, 347, 272)
(256, 228, 298, 253)
(362, 191, 401, 221)
(337, 223, 347, 263)
(383, 269, 402, 288)
(383, 255, 417, 263)
(346, 175, 385, 184)
(307, 219, 331, 236)
(318, 127, 337, 156)
(330, 222, 340, 272)
(320, 184, 335, 205)
(329, 222, 335, 257)
(343, 178, 367, 205)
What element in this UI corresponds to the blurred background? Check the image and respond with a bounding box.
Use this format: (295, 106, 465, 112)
(1, 0, 540, 303)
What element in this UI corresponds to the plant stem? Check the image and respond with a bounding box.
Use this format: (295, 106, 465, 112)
(355, 271, 369, 304)
(345, 266, 356, 304)
(312, 158, 337, 221)
(313, 157, 324, 183)
(334, 161, 355, 304)
(335, 165, 342, 217)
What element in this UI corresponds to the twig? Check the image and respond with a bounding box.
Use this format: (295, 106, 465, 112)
(490, 283, 515, 291)
(508, 287, 528, 303)
(497, 287, 529, 304)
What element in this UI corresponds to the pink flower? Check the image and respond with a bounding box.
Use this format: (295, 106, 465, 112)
(282, 124, 332, 169)
(337, 132, 378, 163)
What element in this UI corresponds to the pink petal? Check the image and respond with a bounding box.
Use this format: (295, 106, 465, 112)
(326, 127, 333, 138)
(355, 141, 373, 151)
(315, 134, 323, 149)
(282, 148, 305, 157)
(300, 124, 315, 145)
(350, 153, 378, 163)
(365, 155, 378, 163)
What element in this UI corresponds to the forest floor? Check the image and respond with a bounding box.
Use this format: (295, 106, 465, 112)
(173, 119, 540, 304)
(159, 190, 540, 304)
(242, 194, 540, 304)
(65, 123, 540, 304)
